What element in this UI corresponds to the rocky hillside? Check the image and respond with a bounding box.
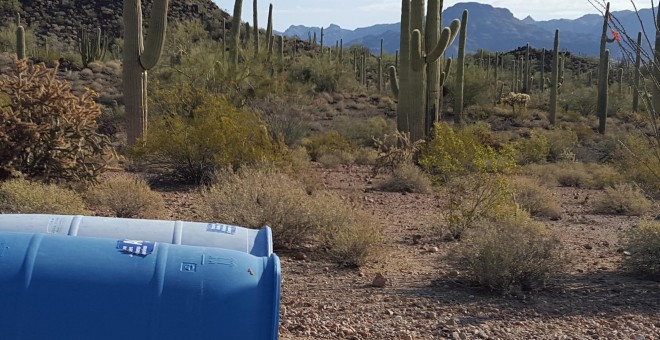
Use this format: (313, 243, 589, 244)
(0, 0, 231, 48)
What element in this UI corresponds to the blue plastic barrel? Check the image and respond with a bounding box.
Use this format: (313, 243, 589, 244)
(0, 231, 280, 340)
(0, 214, 272, 256)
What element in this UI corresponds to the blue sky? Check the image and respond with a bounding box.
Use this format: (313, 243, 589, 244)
(212, 1, 644, 31)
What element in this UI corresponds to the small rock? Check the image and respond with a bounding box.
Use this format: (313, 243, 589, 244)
(429, 246, 440, 253)
(293, 252, 307, 261)
(372, 272, 388, 287)
(623, 251, 632, 256)
(584, 244, 593, 250)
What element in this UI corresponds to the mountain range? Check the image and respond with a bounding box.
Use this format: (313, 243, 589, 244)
(282, 2, 656, 58)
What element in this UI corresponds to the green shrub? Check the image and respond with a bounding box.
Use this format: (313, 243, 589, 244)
(132, 88, 284, 184)
(301, 130, 356, 162)
(511, 177, 562, 219)
(252, 95, 312, 147)
(539, 129, 579, 161)
(524, 162, 622, 189)
(377, 163, 432, 194)
(449, 214, 565, 293)
(201, 167, 382, 266)
(623, 220, 660, 281)
(420, 122, 517, 183)
(513, 130, 550, 165)
(85, 175, 166, 219)
(592, 184, 651, 216)
(336, 116, 396, 147)
(0, 57, 114, 182)
(0, 179, 88, 214)
(287, 55, 356, 93)
(614, 135, 660, 197)
(434, 173, 516, 240)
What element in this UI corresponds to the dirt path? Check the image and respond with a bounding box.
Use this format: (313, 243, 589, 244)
(277, 165, 660, 339)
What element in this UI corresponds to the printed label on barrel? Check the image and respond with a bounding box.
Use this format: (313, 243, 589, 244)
(116, 239, 155, 256)
(206, 223, 237, 235)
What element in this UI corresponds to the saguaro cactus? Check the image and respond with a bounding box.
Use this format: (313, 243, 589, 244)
(549, 29, 559, 125)
(598, 50, 610, 134)
(78, 27, 108, 67)
(597, 2, 616, 134)
(389, 0, 460, 141)
(253, 0, 259, 57)
(16, 13, 25, 59)
(123, 0, 169, 145)
(540, 48, 545, 92)
(229, 0, 243, 66)
(523, 43, 531, 93)
(633, 31, 642, 112)
(454, 10, 468, 124)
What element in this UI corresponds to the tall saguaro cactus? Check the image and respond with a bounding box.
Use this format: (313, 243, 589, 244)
(389, 0, 460, 141)
(523, 43, 531, 93)
(123, 0, 169, 145)
(597, 2, 615, 134)
(549, 29, 559, 125)
(253, 0, 259, 57)
(454, 10, 468, 124)
(16, 13, 25, 59)
(229, 0, 243, 66)
(633, 32, 642, 112)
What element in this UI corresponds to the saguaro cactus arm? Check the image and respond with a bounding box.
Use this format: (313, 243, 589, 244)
(389, 66, 400, 98)
(140, 0, 169, 70)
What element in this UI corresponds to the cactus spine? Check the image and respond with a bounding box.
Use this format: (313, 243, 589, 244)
(549, 29, 559, 125)
(16, 13, 25, 59)
(454, 10, 468, 124)
(633, 31, 642, 112)
(123, 0, 169, 145)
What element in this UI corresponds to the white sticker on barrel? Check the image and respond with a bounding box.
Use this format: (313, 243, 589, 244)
(116, 239, 155, 255)
(206, 223, 237, 235)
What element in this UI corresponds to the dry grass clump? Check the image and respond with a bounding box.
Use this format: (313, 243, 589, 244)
(449, 213, 565, 293)
(201, 167, 382, 266)
(85, 175, 167, 219)
(511, 176, 562, 219)
(622, 220, 660, 281)
(523, 162, 622, 189)
(377, 163, 432, 194)
(591, 184, 652, 216)
(0, 179, 88, 214)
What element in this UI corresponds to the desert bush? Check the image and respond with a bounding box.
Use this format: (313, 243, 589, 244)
(354, 147, 379, 165)
(0, 56, 115, 182)
(85, 175, 166, 219)
(513, 130, 550, 164)
(591, 184, 651, 216)
(201, 167, 381, 266)
(372, 130, 424, 175)
(434, 173, 516, 240)
(614, 134, 660, 197)
(523, 162, 622, 189)
(449, 214, 565, 293)
(562, 86, 598, 117)
(131, 88, 284, 184)
(377, 163, 432, 194)
(336, 116, 397, 147)
(0, 179, 88, 214)
(252, 95, 312, 147)
(622, 220, 660, 281)
(420, 122, 517, 183)
(511, 176, 562, 219)
(539, 129, 579, 161)
(288, 55, 356, 93)
(301, 130, 357, 162)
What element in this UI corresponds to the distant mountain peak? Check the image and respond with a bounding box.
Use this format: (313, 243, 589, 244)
(522, 15, 536, 23)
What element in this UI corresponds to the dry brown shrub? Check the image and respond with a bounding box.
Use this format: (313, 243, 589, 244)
(0, 178, 88, 214)
(449, 213, 565, 293)
(591, 184, 651, 216)
(377, 163, 432, 194)
(511, 176, 562, 219)
(201, 168, 382, 266)
(623, 220, 660, 281)
(85, 175, 166, 219)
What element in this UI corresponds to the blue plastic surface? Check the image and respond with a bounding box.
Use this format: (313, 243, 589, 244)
(0, 214, 272, 256)
(0, 231, 281, 340)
